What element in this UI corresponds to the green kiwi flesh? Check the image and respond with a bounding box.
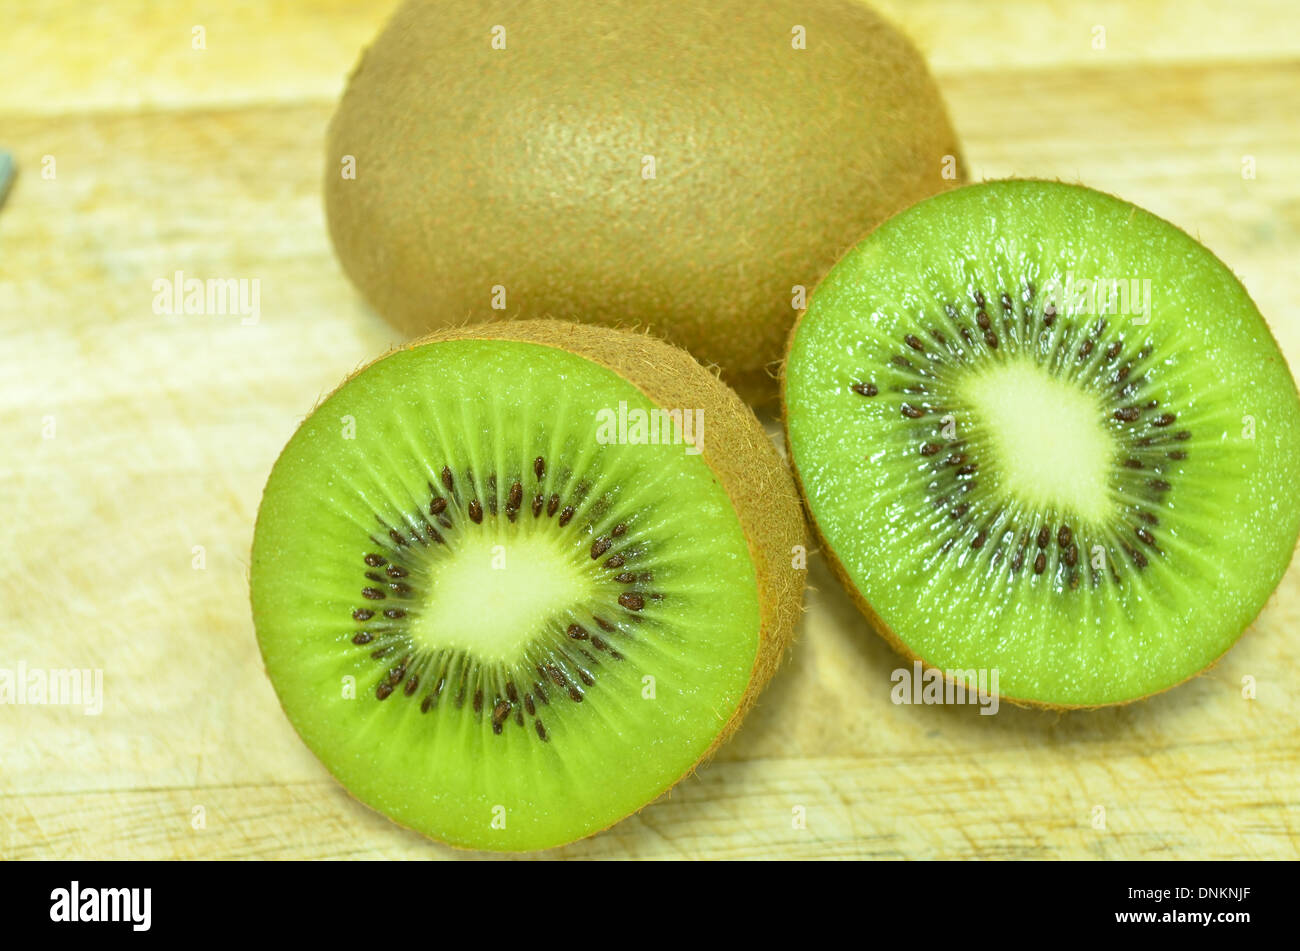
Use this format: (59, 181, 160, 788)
(252, 323, 802, 850)
(325, 0, 963, 402)
(783, 179, 1300, 707)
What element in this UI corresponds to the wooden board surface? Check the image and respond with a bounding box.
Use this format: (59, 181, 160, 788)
(2, 0, 1298, 859)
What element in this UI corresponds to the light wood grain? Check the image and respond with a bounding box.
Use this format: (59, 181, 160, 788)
(1, 0, 1298, 859)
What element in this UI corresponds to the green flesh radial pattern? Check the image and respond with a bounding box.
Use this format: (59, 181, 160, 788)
(784, 179, 1300, 706)
(252, 340, 761, 849)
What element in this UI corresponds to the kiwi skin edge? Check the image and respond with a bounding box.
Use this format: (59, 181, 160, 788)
(253, 319, 807, 849)
(777, 178, 1300, 713)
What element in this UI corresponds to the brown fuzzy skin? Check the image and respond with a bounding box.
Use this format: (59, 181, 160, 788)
(401, 320, 807, 749)
(325, 0, 964, 404)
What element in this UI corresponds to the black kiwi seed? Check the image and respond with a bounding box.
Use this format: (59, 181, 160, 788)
(852, 381, 878, 397)
(492, 702, 510, 734)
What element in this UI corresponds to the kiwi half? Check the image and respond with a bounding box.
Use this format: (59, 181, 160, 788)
(324, 0, 963, 402)
(251, 321, 805, 850)
(783, 179, 1300, 708)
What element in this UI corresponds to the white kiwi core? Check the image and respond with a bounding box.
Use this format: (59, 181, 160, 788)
(958, 357, 1118, 524)
(410, 528, 600, 663)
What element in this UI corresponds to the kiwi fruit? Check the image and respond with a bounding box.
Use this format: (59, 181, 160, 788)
(324, 0, 963, 402)
(782, 179, 1300, 708)
(250, 320, 805, 851)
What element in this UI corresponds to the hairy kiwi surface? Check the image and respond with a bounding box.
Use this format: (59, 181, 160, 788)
(251, 320, 805, 850)
(325, 0, 963, 402)
(783, 179, 1300, 708)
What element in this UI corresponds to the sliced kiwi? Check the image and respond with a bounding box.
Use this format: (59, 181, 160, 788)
(783, 179, 1300, 708)
(251, 321, 805, 850)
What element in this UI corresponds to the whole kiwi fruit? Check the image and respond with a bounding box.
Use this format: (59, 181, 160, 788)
(251, 319, 806, 850)
(325, 0, 964, 402)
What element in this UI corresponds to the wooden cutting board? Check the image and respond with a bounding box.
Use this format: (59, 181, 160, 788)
(2, 0, 1298, 859)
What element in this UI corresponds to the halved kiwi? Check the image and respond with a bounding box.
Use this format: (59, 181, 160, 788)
(783, 179, 1300, 708)
(251, 320, 805, 850)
